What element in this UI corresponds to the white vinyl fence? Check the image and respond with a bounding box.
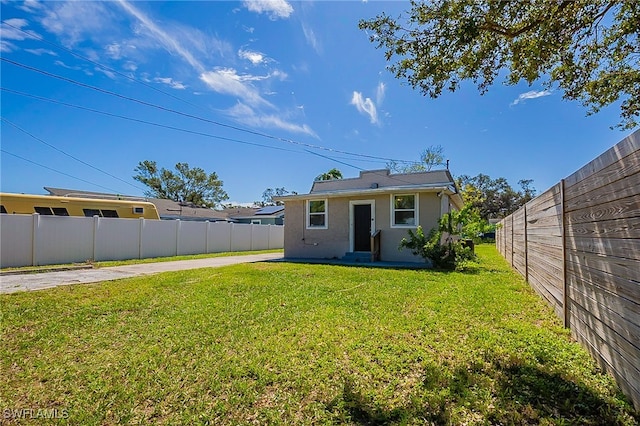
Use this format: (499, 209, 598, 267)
(0, 214, 284, 268)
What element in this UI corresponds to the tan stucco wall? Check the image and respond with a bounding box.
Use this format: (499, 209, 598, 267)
(283, 192, 449, 263)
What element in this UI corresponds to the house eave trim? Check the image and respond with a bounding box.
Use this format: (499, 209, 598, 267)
(274, 184, 457, 202)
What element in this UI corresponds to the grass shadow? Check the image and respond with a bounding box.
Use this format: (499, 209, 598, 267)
(325, 361, 638, 424)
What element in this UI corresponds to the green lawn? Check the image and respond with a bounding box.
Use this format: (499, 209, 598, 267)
(1, 249, 283, 273)
(1, 246, 637, 424)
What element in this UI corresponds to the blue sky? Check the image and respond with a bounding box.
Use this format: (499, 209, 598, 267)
(1, 0, 636, 206)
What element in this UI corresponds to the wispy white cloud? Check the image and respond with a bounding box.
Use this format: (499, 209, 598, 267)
(225, 102, 317, 137)
(17, 0, 43, 13)
(123, 61, 138, 72)
(116, 0, 205, 73)
(200, 68, 274, 108)
(351, 92, 378, 125)
(1, 18, 38, 39)
(243, 0, 293, 19)
(54, 60, 81, 71)
(511, 89, 552, 106)
(25, 47, 57, 56)
(238, 48, 266, 65)
(155, 77, 187, 90)
(1, 18, 39, 52)
(40, 2, 112, 47)
(95, 67, 116, 79)
(301, 21, 320, 54)
(376, 82, 386, 106)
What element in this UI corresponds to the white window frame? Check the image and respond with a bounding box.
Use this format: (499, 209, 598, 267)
(251, 219, 261, 224)
(306, 199, 328, 229)
(390, 193, 419, 228)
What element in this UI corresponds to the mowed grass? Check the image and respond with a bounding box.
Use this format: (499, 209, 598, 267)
(0, 249, 283, 273)
(1, 246, 637, 425)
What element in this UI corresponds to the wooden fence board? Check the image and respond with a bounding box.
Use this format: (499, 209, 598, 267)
(566, 216, 640, 239)
(527, 240, 563, 259)
(566, 260, 639, 307)
(526, 183, 562, 211)
(566, 195, 640, 225)
(570, 315, 640, 409)
(566, 236, 640, 261)
(566, 250, 640, 283)
(569, 298, 640, 379)
(527, 272, 563, 315)
(564, 171, 640, 213)
(526, 213, 563, 228)
(564, 131, 640, 188)
(564, 149, 640, 202)
(526, 234, 563, 249)
(568, 280, 640, 347)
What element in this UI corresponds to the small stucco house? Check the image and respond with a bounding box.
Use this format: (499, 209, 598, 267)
(274, 169, 463, 263)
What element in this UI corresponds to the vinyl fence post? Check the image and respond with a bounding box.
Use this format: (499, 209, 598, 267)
(31, 213, 39, 266)
(205, 221, 210, 254)
(229, 222, 233, 252)
(175, 219, 181, 256)
(267, 225, 271, 250)
(93, 215, 99, 262)
(561, 179, 568, 328)
(138, 218, 144, 259)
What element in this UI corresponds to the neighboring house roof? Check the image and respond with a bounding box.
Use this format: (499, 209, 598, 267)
(43, 187, 230, 221)
(223, 205, 284, 221)
(275, 169, 464, 209)
(255, 205, 285, 215)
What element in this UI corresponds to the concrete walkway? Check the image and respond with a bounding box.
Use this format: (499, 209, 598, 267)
(0, 253, 284, 294)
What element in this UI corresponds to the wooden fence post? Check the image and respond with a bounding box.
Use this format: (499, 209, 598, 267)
(560, 179, 568, 328)
(524, 204, 528, 283)
(511, 214, 514, 267)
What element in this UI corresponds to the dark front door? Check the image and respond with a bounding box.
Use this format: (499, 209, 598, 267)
(354, 204, 372, 252)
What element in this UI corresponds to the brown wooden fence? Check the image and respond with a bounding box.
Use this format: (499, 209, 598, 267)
(496, 129, 640, 409)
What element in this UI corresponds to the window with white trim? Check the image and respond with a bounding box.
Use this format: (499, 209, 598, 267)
(307, 199, 327, 229)
(391, 194, 417, 227)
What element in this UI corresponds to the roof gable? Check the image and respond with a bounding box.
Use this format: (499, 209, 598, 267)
(310, 169, 455, 193)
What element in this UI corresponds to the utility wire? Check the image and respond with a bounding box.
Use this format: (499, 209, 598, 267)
(2, 24, 421, 166)
(1, 57, 419, 165)
(1, 87, 388, 164)
(1, 116, 147, 192)
(304, 149, 425, 187)
(0, 149, 121, 193)
(3, 20, 209, 115)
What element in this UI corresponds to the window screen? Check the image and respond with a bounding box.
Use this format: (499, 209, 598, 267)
(83, 209, 101, 217)
(35, 206, 53, 215)
(52, 208, 69, 216)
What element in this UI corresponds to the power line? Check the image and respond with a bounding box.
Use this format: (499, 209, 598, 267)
(304, 149, 427, 187)
(0, 149, 121, 193)
(1, 57, 419, 165)
(1, 25, 422, 166)
(1, 87, 388, 164)
(3, 20, 209, 115)
(1, 116, 147, 192)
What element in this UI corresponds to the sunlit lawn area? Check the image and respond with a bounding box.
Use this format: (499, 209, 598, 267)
(1, 245, 637, 424)
(0, 249, 283, 273)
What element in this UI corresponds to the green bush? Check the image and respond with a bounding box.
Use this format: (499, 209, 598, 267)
(399, 213, 477, 270)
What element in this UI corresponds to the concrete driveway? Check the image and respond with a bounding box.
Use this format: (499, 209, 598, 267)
(0, 253, 284, 294)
